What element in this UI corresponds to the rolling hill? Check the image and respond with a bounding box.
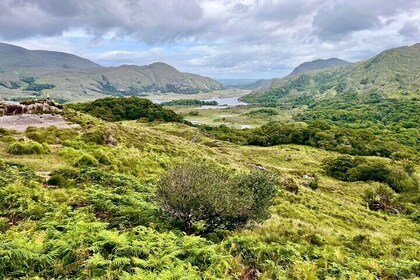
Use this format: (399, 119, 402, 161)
(243, 43, 420, 104)
(288, 57, 351, 76)
(0, 43, 224, 102)
(0, 43, 101, 70)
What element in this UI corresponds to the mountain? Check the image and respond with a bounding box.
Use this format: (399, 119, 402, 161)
(243, 43, 420, 104)
(0, 43, 224, 102)
(242, 79, 274, 90)
(288, 57, 351, 76)
(0, 43, 101, 70)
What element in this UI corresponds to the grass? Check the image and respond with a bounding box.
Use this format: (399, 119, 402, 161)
(171, 106, 296, 128)
(0, 112, 418, 279)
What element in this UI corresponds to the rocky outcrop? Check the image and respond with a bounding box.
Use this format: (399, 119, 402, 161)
(0, 100, 62, 116)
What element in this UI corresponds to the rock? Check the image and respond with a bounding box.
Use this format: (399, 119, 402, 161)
(106, 132, 116, 146)
(283, 178, 299, 194)
(284, 154, 292, 161)
(250, 164, 267, 171)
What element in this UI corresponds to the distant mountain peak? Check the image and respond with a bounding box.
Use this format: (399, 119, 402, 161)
(0, 42, 224, 101)
(0, 42, 101, 70)
(288, 57, 351, 76)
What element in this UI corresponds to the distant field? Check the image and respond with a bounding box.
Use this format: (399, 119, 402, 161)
(172, 106, 297, 128)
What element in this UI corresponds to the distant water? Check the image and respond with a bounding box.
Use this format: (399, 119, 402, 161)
(150, 97, 247, 109)
(201, 97, 248, 107)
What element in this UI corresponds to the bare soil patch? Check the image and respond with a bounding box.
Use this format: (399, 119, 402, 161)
(0, 114, 80, 132)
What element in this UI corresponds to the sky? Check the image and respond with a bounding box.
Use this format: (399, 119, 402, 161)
(0, 0, 419, 79)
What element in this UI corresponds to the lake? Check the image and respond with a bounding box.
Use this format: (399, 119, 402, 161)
(150, 96, 248, 109)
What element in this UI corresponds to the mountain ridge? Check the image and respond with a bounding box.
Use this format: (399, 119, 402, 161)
(243, 43, 420, 104)
(288, 57, 351, 76)
(0, 43, 224, 101)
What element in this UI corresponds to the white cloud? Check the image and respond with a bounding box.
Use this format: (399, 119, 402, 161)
(0, 0, 419, 78)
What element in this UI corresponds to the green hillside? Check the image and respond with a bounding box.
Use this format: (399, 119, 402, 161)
(0, 97, 418, 279)
(0, 43, 101, 70)
(0, 44, 224, 102)
(288, 58, 351, 76)
(243, 43, 420, 104)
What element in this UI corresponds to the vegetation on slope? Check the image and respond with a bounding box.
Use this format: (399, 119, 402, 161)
(243, 43, 420, 104)
(68, 96, 183, 123)
(0, 97, 418, 279)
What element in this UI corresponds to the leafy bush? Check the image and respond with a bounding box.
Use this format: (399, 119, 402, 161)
(75, 155, 99, 167)
(47, 174, 67, 187)
(323, 156, 418, 193)
(188, 110, 200, 116)
(324, 155, 359, 180)
(363, 184, 402, 214)
(25, 126, 77, 144)
(247, 108, 279, 116)
(68, 96, 183, 123)
(156, 161, 277, 233)
(7, 141, 49, 155)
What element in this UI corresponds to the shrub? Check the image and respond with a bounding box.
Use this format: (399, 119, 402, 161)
(324, 156, 418, 193)
(75, 155, 99, 167)
(7, 141, 49, 155)
(81, 129, 107, 145)
(156, 161, 277, 233)
(68, 96, 183, 123)
(363, 184, 402, 214)
(323, 155, 359, 181)
(188, 111, 200, 116)
(47, 174, 67, 187)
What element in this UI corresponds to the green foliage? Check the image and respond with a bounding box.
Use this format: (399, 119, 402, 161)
(24, 83, 55, 91)
(247, 108, 279, 116)
(363, 184, 402, 214)
(7, 140, 49, 155)
(323, 155, 419, 194)
(295, 98, 420, 154)
(188, 110, 200, 116)
(0, 161, 42, 187)
(201, 120, 418, 160)
(81, 128, 108, 145)
(26, 126, 77, 144)
(75, 154, 99, 167)
(157, 160, 277, 233)
(47, 174, 67, 187)
(0, 105, 418, 279)
(68, 96, 184, 123)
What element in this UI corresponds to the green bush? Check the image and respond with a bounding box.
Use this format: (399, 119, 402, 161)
(188, 110, 200, 116)
(157, 160, 277, 233)
(81, 129, 107, 145)
(75, 155, 99, 167)
(25, 126, 77, 144)
(323, 155, 359, 181)
(68, 96, 183, 123)
(324, 156, 418, 194)
(47, 174, 67, 187)
(7, 141, 49, 155)
(363, 184, 402, 214)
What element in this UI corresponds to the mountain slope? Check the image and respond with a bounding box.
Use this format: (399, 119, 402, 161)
(0, 43, 224, 101)
(243, 43, 420, 104)
(0, 43, 101, 70)
(288, 57, 351, 76)
(33, 62, 224, 99)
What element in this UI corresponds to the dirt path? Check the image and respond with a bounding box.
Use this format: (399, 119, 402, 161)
(0, 114, 80, 132)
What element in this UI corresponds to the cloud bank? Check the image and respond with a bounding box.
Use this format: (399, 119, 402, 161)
(1, 0, 419, 78)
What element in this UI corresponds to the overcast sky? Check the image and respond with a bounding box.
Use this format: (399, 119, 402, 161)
(1, 0, 419, 79)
